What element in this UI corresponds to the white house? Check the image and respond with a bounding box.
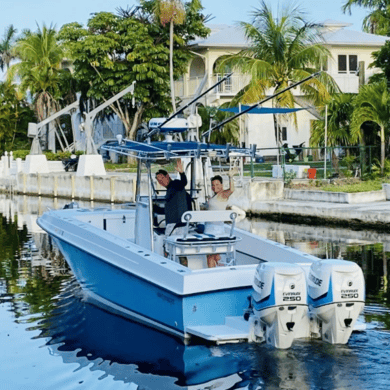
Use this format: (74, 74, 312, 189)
(176, 21, 388, 158)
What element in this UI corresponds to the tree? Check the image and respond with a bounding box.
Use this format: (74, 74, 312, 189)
(0, 81, 35, 152)
(310, 93, 357, 147)
(342, 0, 390, 35)
(7, 24, 65, 149)
(59, 5, 209, 141)
(0, 25, 17, 71)
(7, 24, 66, 150)
(370, 41, 390, 84)
(144, 0, 185, 112)
(351, 80, 390, 174)
(198, 105, 240, 145)
(217, 1, 338, 143)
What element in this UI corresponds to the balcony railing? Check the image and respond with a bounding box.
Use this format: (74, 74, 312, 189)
(329, 73, 359, 93)
(175, 73, 251, 98)
(175, 71, 368, 99)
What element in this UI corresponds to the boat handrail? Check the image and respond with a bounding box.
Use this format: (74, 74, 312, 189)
(181, 210, 236, 224)
(181, 210, 237, 238)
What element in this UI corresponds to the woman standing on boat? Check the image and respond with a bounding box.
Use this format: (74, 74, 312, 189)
(208, 171, 236, 211)
(205, 168, 238, 267)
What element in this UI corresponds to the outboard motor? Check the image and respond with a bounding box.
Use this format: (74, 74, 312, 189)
(250, 262, 309, 349)
(307, 259, 365, 344)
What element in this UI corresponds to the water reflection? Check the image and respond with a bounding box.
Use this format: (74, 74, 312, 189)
(39, 278, 246, 389)
(2, 194, 390, 389)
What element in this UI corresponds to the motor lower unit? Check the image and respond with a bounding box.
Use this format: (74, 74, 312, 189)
(248, 259, 365, 349)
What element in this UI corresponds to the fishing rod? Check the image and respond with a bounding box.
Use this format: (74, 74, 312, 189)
(202, 71, 322, 140)
(144, 72, 233, 139)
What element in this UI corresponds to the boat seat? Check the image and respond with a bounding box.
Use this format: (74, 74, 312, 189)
(164, 210, 240, 266)
(164, 233, 240, 266)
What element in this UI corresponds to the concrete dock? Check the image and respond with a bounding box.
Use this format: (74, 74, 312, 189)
(249, 198, 390, 231)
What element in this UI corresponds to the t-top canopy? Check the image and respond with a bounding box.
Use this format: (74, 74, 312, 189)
(101, 140, 251, 161)
(219, 106, 305, 114)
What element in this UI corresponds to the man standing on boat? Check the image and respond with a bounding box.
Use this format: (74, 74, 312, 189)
(155, 159, 192, 237)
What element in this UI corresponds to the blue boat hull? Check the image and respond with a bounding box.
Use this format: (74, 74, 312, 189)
(54, 237, 252, 338)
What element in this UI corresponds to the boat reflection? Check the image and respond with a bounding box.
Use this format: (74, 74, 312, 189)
(39, 279, 247, 390)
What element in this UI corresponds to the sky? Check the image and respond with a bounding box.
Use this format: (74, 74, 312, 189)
(0, 0, 371, 35)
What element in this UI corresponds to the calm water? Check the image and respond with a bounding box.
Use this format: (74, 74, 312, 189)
(1, 195, 390, 390)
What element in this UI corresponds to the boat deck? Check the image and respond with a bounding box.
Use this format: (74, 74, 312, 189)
(186, 316, 250, 344)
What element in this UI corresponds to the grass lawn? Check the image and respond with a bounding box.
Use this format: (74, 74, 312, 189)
(104, 162, 138, 172)
(290, 179, 385, 193)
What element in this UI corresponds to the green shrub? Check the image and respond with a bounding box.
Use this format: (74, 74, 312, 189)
(284, 170, 296, 187)
(43, 150, 84, 161)
(43, 151, 58, 161)
(56, 151, 72, 160)
(12, 150, 30, 160)
(340, 168, 353, 178)
(7, 149, 85, 161)
(340, 155, 356, 169)
(371, 158, 390, 178)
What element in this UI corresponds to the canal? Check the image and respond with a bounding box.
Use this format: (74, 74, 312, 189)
(1, 195, 390, 390)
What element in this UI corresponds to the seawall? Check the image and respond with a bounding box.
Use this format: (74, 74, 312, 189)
(2, 173, 390, 230)
(0, 172, 285, 205)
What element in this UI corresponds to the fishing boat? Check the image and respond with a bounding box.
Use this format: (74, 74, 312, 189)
(37, 74, 365, 349)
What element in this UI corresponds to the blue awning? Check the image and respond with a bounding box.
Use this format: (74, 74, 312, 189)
(219, 106, 305, 114)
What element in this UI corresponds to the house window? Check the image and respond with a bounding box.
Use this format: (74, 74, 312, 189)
(349, 55, 358, 72)
(338, 55, 347, 73)
(281, 127, 287, 142)
(338, 55, 358, 74)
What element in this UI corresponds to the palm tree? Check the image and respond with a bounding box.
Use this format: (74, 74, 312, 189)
(342, 0, 390, 35)
(351, 80, 390, 174)
(7, 24, 65, 150)
(198, 105, 240, 145)
(218, 1, 338, 143)
(311, 93, 357, 147)
(0, 25, 17, 71)
(143, 0, 186, 113)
